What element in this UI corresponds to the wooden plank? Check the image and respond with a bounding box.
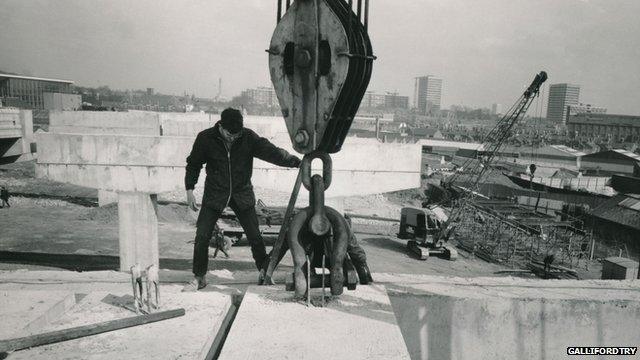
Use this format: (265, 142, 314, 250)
(0, 308, 185, 353)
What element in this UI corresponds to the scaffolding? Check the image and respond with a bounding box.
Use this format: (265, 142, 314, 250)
(455, 198, 593, 274)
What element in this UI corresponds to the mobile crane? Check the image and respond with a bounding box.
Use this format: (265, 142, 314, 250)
(399, 71, 548, 260)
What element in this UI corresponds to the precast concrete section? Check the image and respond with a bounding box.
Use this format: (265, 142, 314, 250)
(35, 111, 420, 271)
(219, 285, 411, 359)
(377, 274, 640, 360)
(39, 111, 421, 196)
(0, 108, 36, 164)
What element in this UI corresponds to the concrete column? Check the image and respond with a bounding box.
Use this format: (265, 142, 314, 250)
(117, 192, 159, 271)
(98, 190, 118, 207)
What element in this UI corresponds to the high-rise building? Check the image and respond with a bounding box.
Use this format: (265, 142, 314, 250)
(491, 103, 503, 115)
(413, 76, 442, 115)
(384, 92, 409, 109)
(546, 83, 580, 124)
(241, 86, 279, 107)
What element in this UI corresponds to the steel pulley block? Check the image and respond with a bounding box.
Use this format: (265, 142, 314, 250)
(269, 0, 374, 154)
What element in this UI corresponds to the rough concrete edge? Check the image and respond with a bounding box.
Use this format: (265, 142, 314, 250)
(204, 293, 243, 360)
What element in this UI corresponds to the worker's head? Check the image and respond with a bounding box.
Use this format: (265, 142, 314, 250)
(220, 108, 243, 135)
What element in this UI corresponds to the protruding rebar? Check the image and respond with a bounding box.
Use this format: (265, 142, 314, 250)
(277, 0, 282, 23)
(364, 0, 369, 31)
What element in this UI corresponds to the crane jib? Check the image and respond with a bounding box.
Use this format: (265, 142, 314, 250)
(437, 71, 548, 238)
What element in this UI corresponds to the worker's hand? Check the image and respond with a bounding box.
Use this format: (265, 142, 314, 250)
(186, 190, 199, 212)
(290, 156, 302, 168)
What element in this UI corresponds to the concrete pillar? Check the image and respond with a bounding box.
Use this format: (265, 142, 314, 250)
(117, 192, 159, 271)
(98, 190, 118, 207)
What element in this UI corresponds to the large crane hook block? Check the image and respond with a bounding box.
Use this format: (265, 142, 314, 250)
(269, 0, 374, 154)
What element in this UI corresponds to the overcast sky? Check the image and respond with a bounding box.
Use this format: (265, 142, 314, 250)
(1, 0, 639, 115)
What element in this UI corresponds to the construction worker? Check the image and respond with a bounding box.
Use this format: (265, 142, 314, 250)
(343, 215, 373, 284)
(0, 186, 10, 208)
(183, 108, 301, 291)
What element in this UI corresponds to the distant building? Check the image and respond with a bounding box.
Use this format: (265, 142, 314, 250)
(242, 86, 279, 107)
(491, 103, 503, 115)
(589, 194, 640, 249)
(413, 76, 442, 115)
(567, 113, 640, 141)
(581, 149, 640, 176)
(567, 103, 606, 118)
(361, 91, 386, 108)
(384, 92, 409, 109)
(0, 73, 74, 109)
(546, 83, 580, 124)
(411, 127, 444, 140)
(419, 139, 484, 158)
(496, 144, 586, 170)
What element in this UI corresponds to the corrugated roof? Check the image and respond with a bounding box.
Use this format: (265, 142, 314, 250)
(550, 144, 587, 157)
(590, 194, 640, 230)
(612, 149, 640, 161)
(0, 73, 74, 84)
(418, 139, 484, 151)
(618, 197, 640, 211)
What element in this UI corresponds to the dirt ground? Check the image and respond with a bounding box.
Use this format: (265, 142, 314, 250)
(0, 160, 519, 281)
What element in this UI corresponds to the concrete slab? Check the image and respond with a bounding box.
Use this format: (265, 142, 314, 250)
(0, 290, 76, 340)
(378, 273, 640, 360)
(5, 285, 232, 360)
(219, 285, 410, 360)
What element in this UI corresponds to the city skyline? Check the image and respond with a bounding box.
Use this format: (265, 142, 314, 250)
(1, 1, 639, 115)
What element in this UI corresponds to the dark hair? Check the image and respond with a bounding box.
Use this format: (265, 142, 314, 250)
(220, 108, 243, 134)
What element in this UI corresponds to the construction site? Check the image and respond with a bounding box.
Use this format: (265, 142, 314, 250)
(1, 1, 640, 359)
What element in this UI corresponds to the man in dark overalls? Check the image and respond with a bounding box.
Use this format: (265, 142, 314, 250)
(0, 186, 10, 208)
(183, 108, 301, 291)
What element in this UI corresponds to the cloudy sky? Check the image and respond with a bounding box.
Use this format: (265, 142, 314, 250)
(1, 0, 639, 114)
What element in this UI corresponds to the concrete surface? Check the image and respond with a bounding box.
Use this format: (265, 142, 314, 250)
(0, 290, 76, 339)
(97, 190, 118, 206)
(0, 271, 233, 360)
(378, 273, 640, 360)
(117, 193, 159, 271)
(36, 132, 420, 196)
(1, 109, 35, 163)
(219, 285, 411, 360)
(48, 111, 161, 136)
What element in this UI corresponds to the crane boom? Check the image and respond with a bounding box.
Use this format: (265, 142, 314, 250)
(438, 71, 547, 240)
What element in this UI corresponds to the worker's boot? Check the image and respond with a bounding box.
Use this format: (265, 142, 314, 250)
(258, 256, 274, 285)
(182, 275, 207, 292)
(354, 263, 374, 285)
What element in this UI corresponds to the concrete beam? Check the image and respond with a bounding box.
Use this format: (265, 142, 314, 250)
(117, 192, 159, 271)
(36, 133, 421, 196)
(48, 111, 160, 135)
(380, 274, 640, 360)
(36, 133, 191, 167)
(219, 285, 410, 359)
